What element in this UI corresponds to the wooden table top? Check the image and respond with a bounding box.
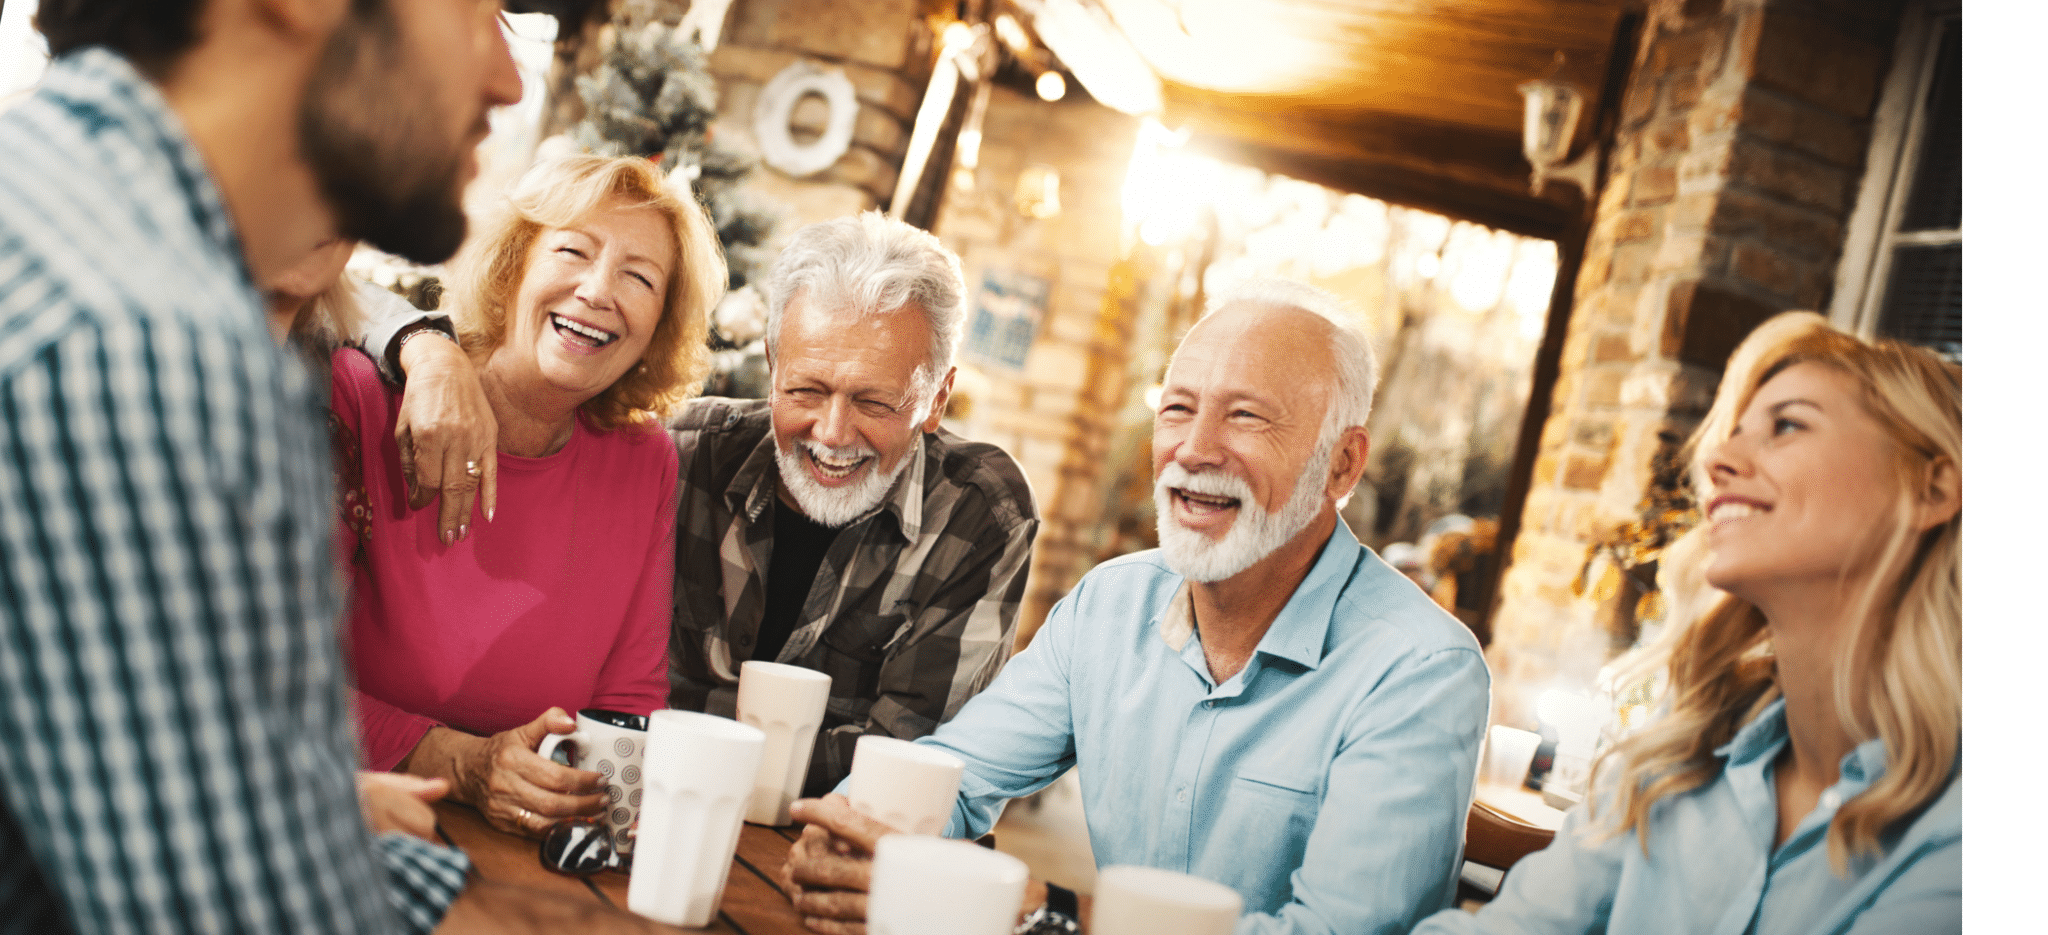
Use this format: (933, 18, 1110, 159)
(1473, 781, 1566, 832)
(432, 801, 813, 934)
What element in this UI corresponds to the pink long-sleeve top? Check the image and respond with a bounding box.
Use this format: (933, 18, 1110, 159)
(329, 348, 675, 771)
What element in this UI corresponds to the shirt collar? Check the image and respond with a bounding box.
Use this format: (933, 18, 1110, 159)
(1715, 696, 1791, 766)
(1259, 521, 1359, 670)
(730, 427, 928, 538)
(46, 47, 249, 293)
(1155, 520, 1361, 672)
(1713, 695, 1894, 792)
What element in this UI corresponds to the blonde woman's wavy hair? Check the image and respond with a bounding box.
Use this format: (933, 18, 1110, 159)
(1593, 311, 1960, 873)
(287, 276, 360, 369)
(446, 154, 725, 430)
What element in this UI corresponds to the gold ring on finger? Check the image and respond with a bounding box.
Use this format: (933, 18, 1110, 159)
(465, 460, 481, 478)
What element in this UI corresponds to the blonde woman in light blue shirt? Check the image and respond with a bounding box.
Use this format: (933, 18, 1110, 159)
(1417, 311, 1961, 935)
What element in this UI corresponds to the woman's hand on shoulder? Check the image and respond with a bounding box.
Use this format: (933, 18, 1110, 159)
(394, 332, 498, 544)
(409, 708, 609, 838)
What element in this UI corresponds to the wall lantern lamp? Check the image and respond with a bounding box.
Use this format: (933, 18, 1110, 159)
(1517, 58, 1598, 197)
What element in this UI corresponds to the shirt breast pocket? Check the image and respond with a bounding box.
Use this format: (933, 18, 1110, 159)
(1225, 768, 1321, 874)
(817, 610, 904, 701)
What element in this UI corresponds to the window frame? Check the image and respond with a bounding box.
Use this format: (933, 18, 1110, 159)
(1829, 0, 1961, 339)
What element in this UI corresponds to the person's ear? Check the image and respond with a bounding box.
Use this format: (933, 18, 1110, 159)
(1911, 456, 1960, 532)
(920, 367, 957, 433)
(1325, 426, 1371, 499)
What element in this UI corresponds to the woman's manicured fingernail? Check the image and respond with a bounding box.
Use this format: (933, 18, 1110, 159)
(458, 524, 468, 540)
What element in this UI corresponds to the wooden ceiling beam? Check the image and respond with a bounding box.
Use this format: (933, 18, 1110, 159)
(1162, 87, 1573, 194)
(1181, 133, 1580, 240)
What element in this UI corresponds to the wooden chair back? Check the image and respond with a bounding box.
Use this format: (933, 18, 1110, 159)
(1456, 800, 1556, 904)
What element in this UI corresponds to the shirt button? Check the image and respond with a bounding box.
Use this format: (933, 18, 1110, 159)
(1820, 790, 1841, 810)
(1177, 790, 1190, 803)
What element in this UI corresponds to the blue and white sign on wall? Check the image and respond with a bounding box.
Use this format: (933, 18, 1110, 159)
(964, 270, 1050, 372)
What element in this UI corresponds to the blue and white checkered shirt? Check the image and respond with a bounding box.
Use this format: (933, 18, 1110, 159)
(0, 48, 470, 934)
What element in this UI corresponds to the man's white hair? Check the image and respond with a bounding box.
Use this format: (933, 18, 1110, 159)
(762, 210, 966, 410)
(1203, 276, 1379, 446)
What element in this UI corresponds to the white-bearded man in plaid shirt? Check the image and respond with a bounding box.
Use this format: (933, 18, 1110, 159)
(0, 1, 687, 932)
(356, 210, 1042, 796)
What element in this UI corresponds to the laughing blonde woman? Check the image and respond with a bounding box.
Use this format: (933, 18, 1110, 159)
(1416, 312, 1960, 935)
(332, 155, 723, 837)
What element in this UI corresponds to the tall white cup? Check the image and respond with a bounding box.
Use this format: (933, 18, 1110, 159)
(1482, 725, 1542, 788)
(736, 661, 832, 826)
(1090, 865, 1242, 935)
(845, 736, 965, 835)
(867, 835, 1027, 935)
(626, 710, 765, 928)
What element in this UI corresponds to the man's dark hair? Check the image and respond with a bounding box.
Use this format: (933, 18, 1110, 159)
(34, 0, 208, 71)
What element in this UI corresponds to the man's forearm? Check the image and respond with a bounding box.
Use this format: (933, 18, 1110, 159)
(394, 323, 465, 385)
(346, 277, 451, 384)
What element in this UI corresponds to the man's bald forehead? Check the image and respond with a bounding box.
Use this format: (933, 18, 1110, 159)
(1175, 300, 1341, 373)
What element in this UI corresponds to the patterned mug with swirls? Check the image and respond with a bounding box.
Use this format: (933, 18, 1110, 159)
(537, 708, 650, 867)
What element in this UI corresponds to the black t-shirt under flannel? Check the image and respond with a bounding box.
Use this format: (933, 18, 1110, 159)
(755, 502, 841, 663)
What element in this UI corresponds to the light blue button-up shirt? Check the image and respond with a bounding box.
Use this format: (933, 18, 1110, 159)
(869, 522, 1491, 935)
(1415, 697, 1960, 935)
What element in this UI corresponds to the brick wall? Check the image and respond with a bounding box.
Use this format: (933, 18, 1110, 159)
(704, 0, 934, 229)
(1488, 0, 1903, 727)
(538, 0, 934, 235)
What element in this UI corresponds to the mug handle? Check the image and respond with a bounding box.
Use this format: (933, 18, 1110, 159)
(537, 729, 587, 767)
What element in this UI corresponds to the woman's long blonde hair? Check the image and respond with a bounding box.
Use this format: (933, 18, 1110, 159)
(285, 264, 362, 383)
(445, 154, 724, 430)
(1593, 311, 1960, 872)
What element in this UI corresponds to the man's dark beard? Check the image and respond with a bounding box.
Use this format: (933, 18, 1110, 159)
(299, 3, 472, 265)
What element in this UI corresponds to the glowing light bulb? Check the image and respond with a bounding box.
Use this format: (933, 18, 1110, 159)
(1036, 70, 1067, 102)
(942, 21, 975, 53)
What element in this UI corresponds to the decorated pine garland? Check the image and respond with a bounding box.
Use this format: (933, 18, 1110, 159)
(568, 0, 778, 396)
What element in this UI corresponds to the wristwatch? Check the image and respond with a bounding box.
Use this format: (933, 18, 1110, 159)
(1014, 882, 1081, 935)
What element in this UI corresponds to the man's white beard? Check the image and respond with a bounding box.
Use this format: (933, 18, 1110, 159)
(1154, 442, 1332, 583)
(776, 437, 913, 528)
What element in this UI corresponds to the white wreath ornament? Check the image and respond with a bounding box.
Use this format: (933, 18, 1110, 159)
(753, 61, 859, 178)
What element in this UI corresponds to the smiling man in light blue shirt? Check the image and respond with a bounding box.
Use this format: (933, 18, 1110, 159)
(781, 278, 1491, 935)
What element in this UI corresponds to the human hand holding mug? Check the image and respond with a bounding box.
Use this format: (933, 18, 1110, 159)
(412, 707, 606, 838)
(781, 793, 898, 934)
(535, 708, 652, 860)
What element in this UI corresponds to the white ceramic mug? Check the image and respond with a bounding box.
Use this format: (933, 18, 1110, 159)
(1090, 865, 1242, 935)
(626, 710, 765, 928)
(535, 708, 649, 861)
(867, 835, 1027, 935)
(735, 660, 832, 826)
(845, 736, 965, 836)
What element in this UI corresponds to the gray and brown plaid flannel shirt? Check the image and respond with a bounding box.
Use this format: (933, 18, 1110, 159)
(666, 398, 1039, 795)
